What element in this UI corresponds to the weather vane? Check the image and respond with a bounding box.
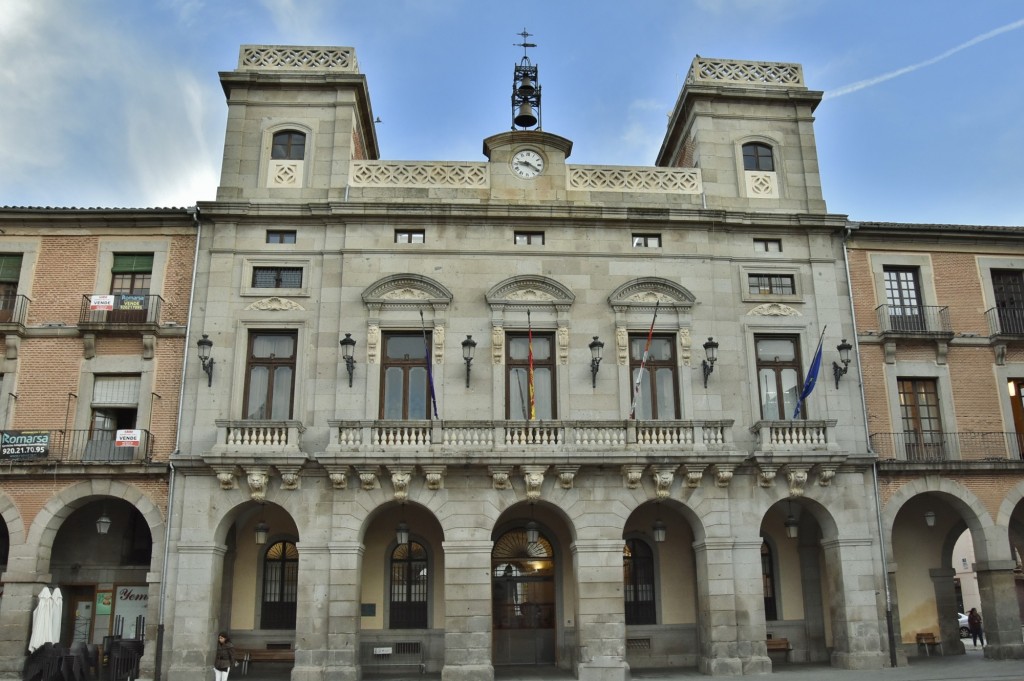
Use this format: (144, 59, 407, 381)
(514, 28, 537, 64)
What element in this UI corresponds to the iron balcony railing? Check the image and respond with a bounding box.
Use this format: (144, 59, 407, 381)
(79, 294, 163, 326)
(985, 306, 1024, 336)
(0, 429, 152, 463)
(869, 431, 1023, 461)
(0, 294, 30, 327)
(875, 304, 952, 336)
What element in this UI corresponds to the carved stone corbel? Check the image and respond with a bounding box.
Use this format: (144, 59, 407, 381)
(682, 463, 706, 488)
(651, 466, 677, 499)
(786, 467, 810, 497)
(995, 342, 1007, 366)
(757, 463, 781, 488)
(622, 464, 644, 489)
(883, 341, 896, 364)
(817, 465, 837, 487)
(490, 466, 513, 490)
(358, 468, 380, 491)
(211, 466, 237, 490)
(522, 466, 547, 500)
(142, 334, 155, 360)
(422, 465, 446, 490)
(83, 333, 96, 360)
(3, 335, 18, 360)
(329, 471, 348, 489)
(713, 464, 735, 488)
(556, 465, 579, 490)
(245, 469, 270, 502)
(389, 466, 413, 501)
(936, 340, 949, 365)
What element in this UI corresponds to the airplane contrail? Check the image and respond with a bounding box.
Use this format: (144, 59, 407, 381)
(824, 18, 1024, 99)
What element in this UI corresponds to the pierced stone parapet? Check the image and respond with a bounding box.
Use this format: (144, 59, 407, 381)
(687, 57, 804, 88)
(568, 166, 702, 194)
(350, 161, 488, 188)
(239, 45, 357, 71)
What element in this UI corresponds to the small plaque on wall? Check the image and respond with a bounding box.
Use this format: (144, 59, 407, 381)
(360, 603, 376, 617)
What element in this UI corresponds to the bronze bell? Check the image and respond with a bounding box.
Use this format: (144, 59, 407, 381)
(517, 75, 535, 95)
(514, 102, 537, 128)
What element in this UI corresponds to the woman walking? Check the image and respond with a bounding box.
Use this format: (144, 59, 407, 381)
(214, 632, 237, 681)
(967, 607, 985, 647)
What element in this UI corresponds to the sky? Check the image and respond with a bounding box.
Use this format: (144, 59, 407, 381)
(1, 0, 1022, 226)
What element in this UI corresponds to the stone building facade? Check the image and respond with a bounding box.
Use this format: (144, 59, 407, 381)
(162, 46, 887, 681)
(845, 221, 1024, 661)
(0, 208, 195, 676)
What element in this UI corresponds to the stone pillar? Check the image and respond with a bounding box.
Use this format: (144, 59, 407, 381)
(572, 539, 628, 681)
(975, 560, 1024, 660)
(166, 543, 226, 681)
(820, 538, 886, 670)
(730, 539, 770, 674)
(0, 572, 49, 679)
(323, 541, 363, 681)
(797, 542, 826, 662)
(692, 539, 742, 676)
(292, 542, 330, 681)
(441, 540, 494, 681)
(929, 567, 963, 654)
(884, 564, 907, 667)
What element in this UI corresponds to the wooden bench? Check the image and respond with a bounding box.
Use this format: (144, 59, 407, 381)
(238, 648, 294, 675)
(916, 632, 942, 656)
(766, 638, 791, 662)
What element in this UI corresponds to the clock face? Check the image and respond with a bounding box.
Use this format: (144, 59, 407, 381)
(511, 149, 545, 179)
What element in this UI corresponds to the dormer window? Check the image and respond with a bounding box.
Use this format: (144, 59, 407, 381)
(268, 130, 307, 188)
(742, 143, 774, 172)
(272, 131, 306, 160)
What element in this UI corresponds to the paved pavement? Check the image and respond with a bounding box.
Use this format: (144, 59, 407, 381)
(242, 647, 1023, 681)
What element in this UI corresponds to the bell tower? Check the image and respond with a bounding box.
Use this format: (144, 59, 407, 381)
(511, 29, 541, 130)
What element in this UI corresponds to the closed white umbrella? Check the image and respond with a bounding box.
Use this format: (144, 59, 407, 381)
(49, 588, 63, 646)
(27, 587, 52, 653)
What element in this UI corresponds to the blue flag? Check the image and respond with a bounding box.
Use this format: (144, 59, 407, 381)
(793, 333, 824, 419)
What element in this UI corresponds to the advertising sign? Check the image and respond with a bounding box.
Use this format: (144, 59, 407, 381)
(115, 429, 142, 447)
(0, 431, 50, 460)
(90, 295, 115, 311)
(114, 586, 148, 639)
(118, 295, 146, 310)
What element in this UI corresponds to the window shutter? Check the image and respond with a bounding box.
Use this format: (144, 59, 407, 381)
(112, 254, 154, 273)
(0, 255, 23, 282)
(92, 376, 141, 405)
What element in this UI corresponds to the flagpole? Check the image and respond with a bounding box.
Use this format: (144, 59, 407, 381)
(629, 300, 660, 419)
(793, 325, 826, 420)
(527, 309, 536, 420)
(419, 310, 440, 420)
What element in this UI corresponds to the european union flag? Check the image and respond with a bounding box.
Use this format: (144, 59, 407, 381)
(793, 334, 824, 419)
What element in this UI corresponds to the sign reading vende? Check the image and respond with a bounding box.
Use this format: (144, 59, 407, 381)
(90, 294, 115, 311)
(0, 431, 50, 460)
(115, 429, 142, 447)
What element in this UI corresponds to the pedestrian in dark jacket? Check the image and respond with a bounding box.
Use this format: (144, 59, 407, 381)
(214, 632, 236, 681)
(967, 608, 985, 647)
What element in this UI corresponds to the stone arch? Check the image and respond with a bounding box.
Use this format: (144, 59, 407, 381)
(995, 477, 1024, 528)
(24, 479, 165, 575)
(0, 490, 26, 548)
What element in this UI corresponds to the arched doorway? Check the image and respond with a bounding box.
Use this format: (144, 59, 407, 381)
(491, 526, 555, 665)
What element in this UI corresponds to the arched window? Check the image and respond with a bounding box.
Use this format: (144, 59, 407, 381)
(623, 538, 656, 625)
(261, 541, 298, 629)
(390, 540, 428, 629)
(272, 131, 306, 160)
(742, 142, 775, 172)
(761, 540, 778, 620)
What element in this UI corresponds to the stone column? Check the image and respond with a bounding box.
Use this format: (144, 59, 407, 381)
(730, 539, 770, 674)
(797, 542, 826, 662)
(928, 567, 962, 654)
(166, 543, 226, 681)
(292, 542, 330, 681)
(323, 541, 363, 681)
(820, 538, 886, 670)
(975, 560, 1024, 660)
(692, 539, 742, 676)
(0, 572, 49, 679)
(441, 539, 494, 681)
(884, 564, 907, 667)
(572, 539, 628, 681)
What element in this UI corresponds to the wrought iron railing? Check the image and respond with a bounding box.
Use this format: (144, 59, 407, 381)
(870, 431, 1023, 461)
(79, 294, 163, 326)
(875, 304, 952, 335)
(985, 306, 1024, 336)
(0, 294, 30, 326)
(0, 429, 152, 463)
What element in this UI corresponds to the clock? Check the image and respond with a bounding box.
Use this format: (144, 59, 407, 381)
(511, 149, 545, 179)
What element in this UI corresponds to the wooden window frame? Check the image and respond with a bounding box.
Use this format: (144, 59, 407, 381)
(628, 334, 680, 419)
(266, 230, 297, 244)
(742, 142, 775, 172)
(271, 131, 306, 161)
(379, 332, 432, 420)
(514, 231, 545, 245)
(505, 332, 556, 419)
(243, 331, 297, 420)
(631, 234, 661, 248)
(755, 335, 803, 420)
(395, 230, 426, 244)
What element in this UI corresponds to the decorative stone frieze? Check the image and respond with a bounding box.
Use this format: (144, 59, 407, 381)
(490, 466, 513, 490)
(245, 297, 305, 311)
(622, 464, 644, 489)
(521, 466, 547, 500)
(556, 465, 579, 489)
(422, 465, 445, 490)
(747, 303, 800, 317)
(651, 466, 677, 499)
(245, 469, 270, 501)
